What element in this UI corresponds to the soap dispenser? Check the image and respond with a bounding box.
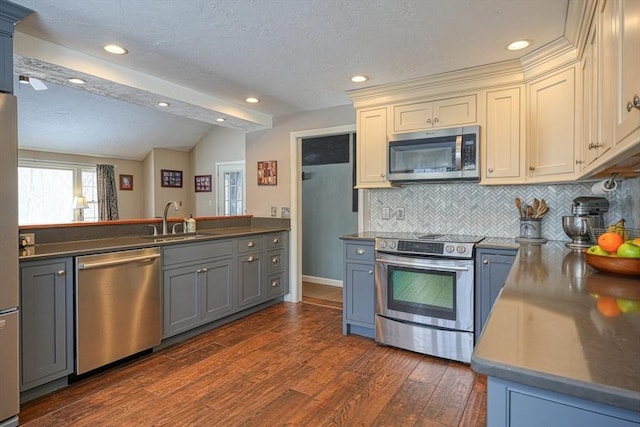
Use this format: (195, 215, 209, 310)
(186, 214, 196, 233)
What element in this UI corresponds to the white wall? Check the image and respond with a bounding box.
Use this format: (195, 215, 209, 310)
(245, 104, 356, 217)
(19, 149, 145, 219)
(190, 126, 245, 217)
(149, 148, 191, 218)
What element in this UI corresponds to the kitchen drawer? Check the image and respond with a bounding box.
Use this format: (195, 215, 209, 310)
(237, 236, 263, 254)
(163, 240, 233, 266)
(266, 250, 285, 274)
(265, 232, 286, 250)
(266, 273, 288, 298)
(345, 242, 375, 263)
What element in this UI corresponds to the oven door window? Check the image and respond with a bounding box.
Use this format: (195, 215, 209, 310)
(387, 265, 456, 321)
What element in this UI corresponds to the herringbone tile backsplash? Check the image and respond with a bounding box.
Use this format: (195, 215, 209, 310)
(369, 178, 639, 241)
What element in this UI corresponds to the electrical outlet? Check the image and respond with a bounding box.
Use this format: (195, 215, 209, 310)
(281, 207, 290, 218)
(382, 207, 390, 220)
(20, 233, 35, 246)
(271, 206, 277, 217)
(397, 208, 405, 220)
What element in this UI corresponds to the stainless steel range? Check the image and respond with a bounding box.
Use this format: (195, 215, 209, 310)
(374, 233, 484, 363)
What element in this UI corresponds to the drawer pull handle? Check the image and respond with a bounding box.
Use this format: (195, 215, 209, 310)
(271, 280, 279, 288)
(56, 270, 65, 276)
(248, 256, 255, 262)
(272, 257, 279, 264)
(355, 248, 366, 255)
(626, 94, 640, 112)
(196, 269, 202, 273)
(201, 268, 208, 273)
(368, 270, 373, 274)
(248, 241, 255, 247)
(273, 238, 279, 244)
(483, 260, 489, 265)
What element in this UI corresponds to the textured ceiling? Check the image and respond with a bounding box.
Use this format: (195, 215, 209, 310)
(10, 0, 569, 159)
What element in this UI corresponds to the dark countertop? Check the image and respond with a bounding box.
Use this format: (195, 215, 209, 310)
(472, 241, 640, 411)
(19, 226, 289, 261)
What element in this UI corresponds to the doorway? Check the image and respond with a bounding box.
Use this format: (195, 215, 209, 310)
(301, 133, 357, 307)
(216, 161, 245, 216)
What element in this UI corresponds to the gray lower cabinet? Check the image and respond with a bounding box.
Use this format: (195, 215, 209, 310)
(342, 239, 375, 338)
(487, 377, 640, 427)
(163, 232, 289, 338)
(162, 240, 234, 338)
(19, 258, 73, 391)
(475, 248, 516, 342)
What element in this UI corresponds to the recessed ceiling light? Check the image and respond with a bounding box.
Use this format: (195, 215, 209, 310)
(68, 77, 86, 84)
(245, 97, 260, 103)
(351, 75, 368, 83)
(507, 40, 532, 51)
(157, 101, 169, 107)
(216, 118, 225, 122)
(103, 44, 128, 55)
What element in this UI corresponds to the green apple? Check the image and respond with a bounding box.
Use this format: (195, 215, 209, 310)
(587, 245, 610, 256)
(617, 298, 640, 314)
(616, 242, 640, 258)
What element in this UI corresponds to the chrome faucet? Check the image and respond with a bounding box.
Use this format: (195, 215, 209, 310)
(162, 201, 179, 235)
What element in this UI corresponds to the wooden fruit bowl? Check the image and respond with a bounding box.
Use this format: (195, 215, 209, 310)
(583, 251, 640, 277)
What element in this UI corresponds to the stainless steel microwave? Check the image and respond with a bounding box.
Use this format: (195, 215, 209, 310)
(387, 125, 480, 182)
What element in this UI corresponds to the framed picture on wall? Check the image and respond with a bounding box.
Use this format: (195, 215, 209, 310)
(194, 174, 212, 192)
(161, 169, 183, 188)
(257, 160, 277, 185)
(119, 174, 133, 191)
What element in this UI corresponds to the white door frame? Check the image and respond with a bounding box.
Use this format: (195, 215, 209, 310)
(216, 161, 246, 215)
(287, 124, 364, 303)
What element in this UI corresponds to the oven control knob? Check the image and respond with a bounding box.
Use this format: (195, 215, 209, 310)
(379, 241, 388, 248)
(390, 242, 396, 249)
(457, 246, 466, 254)
(445, 245, 455, 253)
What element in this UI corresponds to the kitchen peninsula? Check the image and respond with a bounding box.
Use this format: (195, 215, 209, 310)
(18, 216, 290, 402)
(472, 242, 640, 426)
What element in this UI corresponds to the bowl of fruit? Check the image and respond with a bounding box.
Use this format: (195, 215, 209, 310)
(584, 220, 640, 277)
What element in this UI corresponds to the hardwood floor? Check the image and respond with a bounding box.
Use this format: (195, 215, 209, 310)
(20, 303, 486, 426)
(302, 281, 343, 310)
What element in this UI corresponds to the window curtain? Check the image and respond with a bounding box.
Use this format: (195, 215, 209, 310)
(96, 164, 119, 221)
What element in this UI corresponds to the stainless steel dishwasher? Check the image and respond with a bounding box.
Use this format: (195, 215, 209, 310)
(75, 247, 161, 375)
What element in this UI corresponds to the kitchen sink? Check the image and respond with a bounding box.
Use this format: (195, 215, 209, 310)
(142, 233, 207, 242)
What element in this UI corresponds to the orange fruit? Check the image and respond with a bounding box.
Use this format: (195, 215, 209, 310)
(598, 232, 625, 253)
(597, 296, 622, 317)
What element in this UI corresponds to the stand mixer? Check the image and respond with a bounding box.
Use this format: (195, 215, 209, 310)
(562, 197, 610, 249)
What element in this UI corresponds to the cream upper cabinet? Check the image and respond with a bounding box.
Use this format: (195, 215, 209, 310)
(580, 11, 611, 169)
(527, 66, 578, 179)
(482, 87, 524, 183)
(609, 0, 640, 148)
(356, 107, 392, 188)
(393, 94, 476, 133)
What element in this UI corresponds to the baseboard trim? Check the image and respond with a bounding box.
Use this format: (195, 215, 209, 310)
(302, 275, 343, 288)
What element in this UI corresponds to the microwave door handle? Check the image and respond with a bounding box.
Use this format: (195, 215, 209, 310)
(455, 135, 462, 171)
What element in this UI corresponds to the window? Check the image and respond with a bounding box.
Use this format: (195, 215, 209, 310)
(18, 161, 98, 225)
(217, 162, 245, 216)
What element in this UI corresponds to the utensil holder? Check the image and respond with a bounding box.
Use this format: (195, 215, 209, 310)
(519, 218, 541, 239)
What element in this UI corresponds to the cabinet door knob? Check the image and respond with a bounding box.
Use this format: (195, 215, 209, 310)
(272, 256, 279, 264)
(426, 118, 432, 124)
(201, 268, 208, 273)
(368, 270, 373, 274)
(248, 256, 255, 262)
(56, 270, 65, 276)
(272, 238, 279, 244)
(576, 160, 585, 165)
(627, 94, 640, 112)
(355, 248, 365, 255)
(271, 280, 279, 288)
(196, 269, 202, 273)
(434, 117, 439, 123)
(381, 173, 385, 178)
(247, 241, 255, 247)
(529, 166, 536, 171)
(483, 260, 489, 265)
(488, 168, 494, 173)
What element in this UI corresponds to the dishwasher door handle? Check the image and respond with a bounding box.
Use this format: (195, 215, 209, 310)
(78, 253, 161, 270)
